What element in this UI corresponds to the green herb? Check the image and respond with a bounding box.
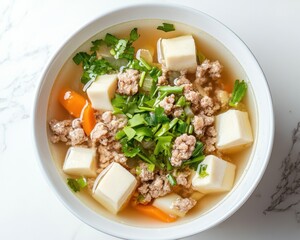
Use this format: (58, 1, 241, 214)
(197, 163, 209, 178)
(157, 23, 175, 32)
(147, 163, 155, 172)
(229, 80, 247, 107)
(67, 177, 87, 192)
(175, 96, 186, 107)
(72, 52, 114, 84)
(123, 126, 136, 140)
(192, 141, 204, 158)
(130, 27, 140, 42)
(120, 138, 140, 157)
(149, 67, 162, 82)
(166, 174, 177, 186)
(105, 28, 140, 60)
(90, 39, 104, 52)
(154, 136, 172, 156)
(158, 86, 184, 94)
(139, 57, 152, 70)
(139, 71, 146, 87)
(153, 107, 170, 124)
(104, 33, 118, 46)
(129, 114, 146, 127)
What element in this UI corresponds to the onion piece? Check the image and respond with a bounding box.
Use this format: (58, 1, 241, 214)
(136, 49, 153, 63)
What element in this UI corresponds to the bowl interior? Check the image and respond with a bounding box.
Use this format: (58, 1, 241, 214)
(33, 4, 273, 240)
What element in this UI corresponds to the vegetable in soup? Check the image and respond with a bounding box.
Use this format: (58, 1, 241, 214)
(48, 22, 253, 223)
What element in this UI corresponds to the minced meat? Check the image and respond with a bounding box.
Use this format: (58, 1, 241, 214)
(117, 69, 139, 95)
(170, 134, 196, 167)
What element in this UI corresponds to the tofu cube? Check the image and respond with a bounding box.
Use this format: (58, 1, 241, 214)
(158, 35, 197, 73)
(92, 162, 137, 214)
(86, 74, 118, 111)
(153, 193, 188, 217)
(192, 155, 236, 194)
(63, 146, 97, 177)
(215, 109, 253, 152)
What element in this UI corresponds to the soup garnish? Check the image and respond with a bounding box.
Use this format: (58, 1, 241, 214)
(48, 25, 253, 222)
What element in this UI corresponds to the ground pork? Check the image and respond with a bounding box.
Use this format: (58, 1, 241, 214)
(90, 111, 127, 146)
(173, 107, 184, 118)
(195, 59, 223, 85)
(171, 197, 196, 213)
(138, 162, 155, 182)
(202, 136, 217, 153)
(159, 94, 175, 115)
(202, 126, 217, 153)
(138, 173, 171, 204)
(170, 134, 196, 167)
(157, 66, 169, 86)
(49, 119, 87, 145)
(117, 69, 139, 95)
(192, 114, 214, 136)
(174, 76, 191, 86)
(97, 145, 127, 172)
(200, 96, 220, 116)
(181, 84, 201, 113)
(175, 171, 191, 188)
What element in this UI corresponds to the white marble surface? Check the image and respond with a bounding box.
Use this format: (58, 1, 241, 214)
(1, 0, 300, 239)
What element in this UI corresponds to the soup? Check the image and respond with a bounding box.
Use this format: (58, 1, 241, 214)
(47, 19, 256, 226)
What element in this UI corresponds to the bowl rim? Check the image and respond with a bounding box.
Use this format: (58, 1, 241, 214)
(32, 2, 274, 240)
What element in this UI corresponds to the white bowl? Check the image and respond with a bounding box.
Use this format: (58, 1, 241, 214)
(32, 3, 274, 240)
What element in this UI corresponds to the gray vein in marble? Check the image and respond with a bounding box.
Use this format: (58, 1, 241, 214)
(0, 0, 52, 153)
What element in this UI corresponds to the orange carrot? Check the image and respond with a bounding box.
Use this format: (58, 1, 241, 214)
(132, 204, 177, 223)
(58, 89, 87, 118)
(82, 104, 96, 136)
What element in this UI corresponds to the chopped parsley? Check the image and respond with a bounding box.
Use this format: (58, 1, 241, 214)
(73, 28, 140, 85)
(72, 52, 114, 84)
(111, 88, 205, 172)
(67, 177, 87, 192)
(157, 23, 175, 32)
(229, 80, 247, 107)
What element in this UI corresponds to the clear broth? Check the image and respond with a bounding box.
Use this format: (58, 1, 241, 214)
(47, 19, 257, 227)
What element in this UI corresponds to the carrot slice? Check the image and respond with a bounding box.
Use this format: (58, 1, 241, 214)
(82, 104, 96, 136)
(132, 204, 177, 223)
(58, 89, 87, 118)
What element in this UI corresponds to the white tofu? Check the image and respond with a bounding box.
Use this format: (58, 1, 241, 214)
(158, 35, 197, 73)
(153, 193, 189, 217)
(63, 146, 97, 177)
(192, 155, 236, 194)
(215, 109, 253, 152)
(92, 162, 137, 214)
(86, 74, 118, 111)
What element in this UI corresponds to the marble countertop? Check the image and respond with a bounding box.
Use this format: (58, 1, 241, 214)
(1, 0, 300, 239)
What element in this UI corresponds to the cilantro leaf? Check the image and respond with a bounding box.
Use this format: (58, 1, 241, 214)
(90, 39, 104, 52)
(72, 52, 114, 84)
(67, 177, 87, 192)
(130, 27, 140, 42)
(157, 23, 175, 32)
(154, 107, 170, 124)
(120, 138, 140, 157)
(229, 80, 247, 107)
(104, 33, 118, 46)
